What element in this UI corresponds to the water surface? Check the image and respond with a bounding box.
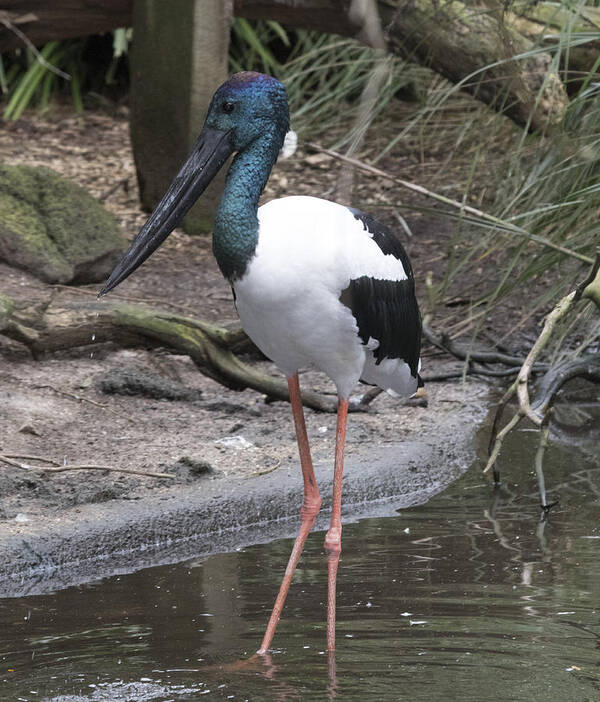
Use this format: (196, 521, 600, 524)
(1, 411, 599, 701)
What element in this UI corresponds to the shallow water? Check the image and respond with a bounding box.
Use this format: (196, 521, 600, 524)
(2, 409, 599, 702)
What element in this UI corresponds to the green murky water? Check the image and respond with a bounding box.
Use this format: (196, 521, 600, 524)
(1, 407, 599, 701)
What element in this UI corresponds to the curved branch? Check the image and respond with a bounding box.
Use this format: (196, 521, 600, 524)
(533, 356, 600, 415)
(515, 290, 577, 426)
(422, 322, 549, 371)
(0, 292, 337, 412)
(576, 249, 600, 308)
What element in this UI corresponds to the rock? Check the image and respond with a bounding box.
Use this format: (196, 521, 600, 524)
(162, 456, 216, 483)
(97, 366, 202, 401)
(0, 164, 127, 284)
(176, 456, 215, 475)
(0, 293, 14, 331)
(18, 422, 42, 436)
(214, 435, 254, 450)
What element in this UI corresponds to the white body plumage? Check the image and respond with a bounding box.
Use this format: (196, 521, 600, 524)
(233, 195, 419, 399)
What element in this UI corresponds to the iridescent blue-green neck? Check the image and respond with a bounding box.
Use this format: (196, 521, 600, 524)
(213, 133, 280, 281)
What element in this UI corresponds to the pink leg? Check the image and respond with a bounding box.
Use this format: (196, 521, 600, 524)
(257, 373, 322, 654)
(324, 397, 348, 652)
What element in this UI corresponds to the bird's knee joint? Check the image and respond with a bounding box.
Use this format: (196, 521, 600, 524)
(325, 544, 341, 559)
(301, 496, 321, 520)
(324, 528, 341, 557)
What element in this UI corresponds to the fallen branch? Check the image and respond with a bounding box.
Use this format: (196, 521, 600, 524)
(0, 453, 174, 479)
(1, 289, 568, 420)
(533, 356, 600, 415)
(0, 291, 337, 412)
(1, 453, 60, 464)
(422, 323, 549, 371)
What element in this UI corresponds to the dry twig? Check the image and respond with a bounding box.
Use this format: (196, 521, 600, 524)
(33, 383, 129, 420)
(0, 453, 174, 479)
(0, 14, 71, 80)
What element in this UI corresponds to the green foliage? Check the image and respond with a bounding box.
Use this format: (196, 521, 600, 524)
(404, 6, 600, 359)
(3, 42, 67, 120)
(0, 20, 420, 146)
(230, 18, 283, 75)
(488, 82, 600, 358)
(1, 31, 130, 120)
(0, 10, 597, 358)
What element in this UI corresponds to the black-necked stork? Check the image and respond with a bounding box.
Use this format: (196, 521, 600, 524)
(100, 71, 422, 654)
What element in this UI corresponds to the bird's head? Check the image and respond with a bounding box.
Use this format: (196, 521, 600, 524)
(99, 72, 289, 296)
(205, 72, 289, 153)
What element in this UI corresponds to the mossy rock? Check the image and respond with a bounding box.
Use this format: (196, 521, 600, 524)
(0, 293, 14, 331)
(0, 165, 127, 284)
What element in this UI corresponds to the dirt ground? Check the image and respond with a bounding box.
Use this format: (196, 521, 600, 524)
(0, 106, 501, 524)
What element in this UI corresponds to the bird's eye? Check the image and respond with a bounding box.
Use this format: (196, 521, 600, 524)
(222, 101, 235, 114)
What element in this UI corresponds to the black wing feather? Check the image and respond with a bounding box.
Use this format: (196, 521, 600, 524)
(348, 208, 414, 277)
(342, 209, 421, 378)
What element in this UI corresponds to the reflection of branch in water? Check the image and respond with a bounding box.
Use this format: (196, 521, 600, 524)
(483, 507, 521, 557)
(465, 530, 487, 584)
(570, 469, 600, 500)
(483, 486, 555, 585)
(519, 587, 542, 617)
(535, 466, 600, 502)
(564, 620, 600, 645)
(483, 507, 543, 616)
(536, 519, 549, 558)
(521, 563, 534, 587)
(484, 492, 523, 571)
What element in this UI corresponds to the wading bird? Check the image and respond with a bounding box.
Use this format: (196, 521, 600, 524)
(100, 72, 421, 654)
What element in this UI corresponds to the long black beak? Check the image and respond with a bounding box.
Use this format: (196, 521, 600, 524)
(99, 126, 234, 296)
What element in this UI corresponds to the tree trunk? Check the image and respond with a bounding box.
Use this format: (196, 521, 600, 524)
(129, 0, 232, 234)
(378, 0, 567, 131)
(506, 2, 600, 92)
(0, 0, 572, 130)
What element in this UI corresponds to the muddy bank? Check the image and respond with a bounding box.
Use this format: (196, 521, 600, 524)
(0, 382, 488, 598)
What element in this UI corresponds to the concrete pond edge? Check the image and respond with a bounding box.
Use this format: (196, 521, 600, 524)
(0, 386, 490, 598)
